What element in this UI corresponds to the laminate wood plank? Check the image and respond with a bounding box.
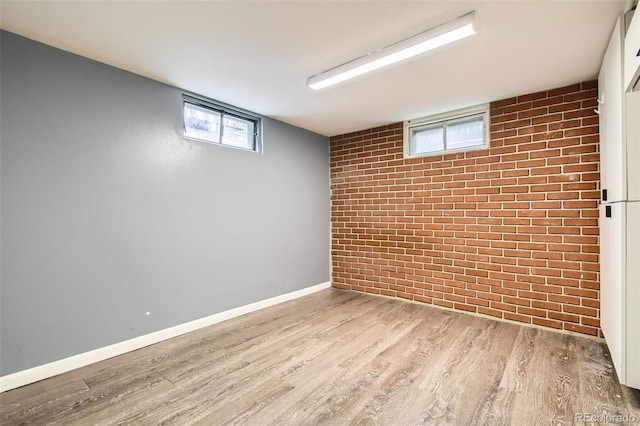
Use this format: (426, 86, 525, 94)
(2, 373, 172, 426)
(240, 302, 428, 425)
(104, 295, 400, 425)
(477, 327, 581, 426)
(3, 292, 357, 425)
(0, 374, 89, 422)
(158, 299, 408, 423)
(419, 321, 519, 425)
(76, 289, 360, 388)
(216, 298, 416, 425)
(573, 337, 626, 419)
(344, 313, 460, 425)
(273, 305, 461, 424)
(106, 339, 323, 424)
(163, 295, 390, 388)
(2, 288, 638, 425)
(356, 319, 518, 425)
(63, 379, 175, 426)
(620, 383, 640, 419)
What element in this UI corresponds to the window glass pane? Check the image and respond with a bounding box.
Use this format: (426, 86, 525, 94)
(222, 115, 255, 150)
(411, 125, 444, 154)
(446, 116, 484, 150)
(184, 103, 221, 143)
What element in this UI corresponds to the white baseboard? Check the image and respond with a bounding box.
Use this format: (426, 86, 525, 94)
(0, 281, 331, 393)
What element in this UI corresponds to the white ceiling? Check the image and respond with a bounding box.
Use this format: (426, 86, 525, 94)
(0, 1, 630, 136)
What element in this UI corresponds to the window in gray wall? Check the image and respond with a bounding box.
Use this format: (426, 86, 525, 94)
(183, 94, 261, 152)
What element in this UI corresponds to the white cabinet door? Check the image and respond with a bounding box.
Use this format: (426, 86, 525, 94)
(626, 202, 640, 389)
(599, 18, 626, 203)
(600, 202, 625, 382)
(626, 91, 640, 201)
(625, 9, 640, 92)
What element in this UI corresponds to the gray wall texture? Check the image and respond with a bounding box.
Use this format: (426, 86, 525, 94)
(0, 31, 330, 375)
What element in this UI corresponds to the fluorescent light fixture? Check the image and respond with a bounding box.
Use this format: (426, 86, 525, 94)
(307, 11, 478, 90)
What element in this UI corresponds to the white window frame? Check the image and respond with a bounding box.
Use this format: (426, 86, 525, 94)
(182, 93, 263, 153)
(403, 104, 490, 158)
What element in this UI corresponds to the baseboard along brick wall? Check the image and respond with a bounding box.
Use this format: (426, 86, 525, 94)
(330, 81, 601, 337)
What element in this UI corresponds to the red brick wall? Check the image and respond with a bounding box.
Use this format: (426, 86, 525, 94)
(330, 81, 601, 337)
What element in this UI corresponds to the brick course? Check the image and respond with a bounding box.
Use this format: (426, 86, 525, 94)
(330, 81, 601, 337)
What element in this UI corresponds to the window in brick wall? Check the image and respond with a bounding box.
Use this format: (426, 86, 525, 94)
(404, 104, 489, 157)
(183, 93, 262, 152)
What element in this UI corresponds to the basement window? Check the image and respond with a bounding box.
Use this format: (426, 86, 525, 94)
(404, 104, 489, 158)
(183, 94, 262, 152)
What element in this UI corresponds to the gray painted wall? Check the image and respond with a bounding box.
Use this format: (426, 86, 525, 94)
(0, 31, 330, 375)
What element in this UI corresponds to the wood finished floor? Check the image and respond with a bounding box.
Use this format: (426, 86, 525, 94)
(2, 289, 639, 425)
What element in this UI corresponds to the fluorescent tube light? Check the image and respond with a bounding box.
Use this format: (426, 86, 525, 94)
(307, 11, 478, 90)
